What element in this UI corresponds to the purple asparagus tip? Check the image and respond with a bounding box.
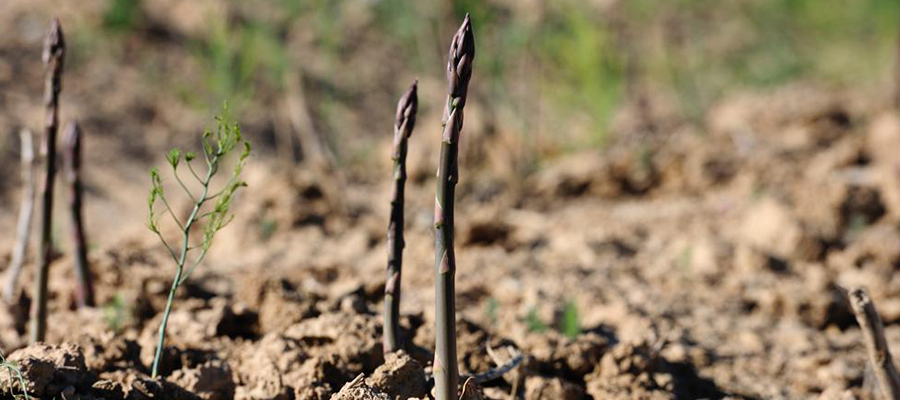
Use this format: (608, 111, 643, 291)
(43, 18, 65, 65)
(395, 80, 419, 138)
(447, 14, 475, 99)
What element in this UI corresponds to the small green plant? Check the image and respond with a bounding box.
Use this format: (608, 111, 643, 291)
(485, 298, 499, 327)
(525, 307, 548, 333)
(259, 218, 278, 242)
(103, 0, 141, 32)
(147, 107, 250, 378)
(678, 246, 693, 272)
(102, 293, 129, 333)
(0, 350, 29, 400)
(558, 300, 581, 339)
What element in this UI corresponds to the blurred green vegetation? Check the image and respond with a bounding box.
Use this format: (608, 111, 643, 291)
(485, 297, 499, 327)
(201, 19, 288, 107)
(102, 0, 141, 32)
(559, 300, 581, 339)
(96, 0, 900, 159)
(525, 307, 548, 333)
(102, 293, 129, 333)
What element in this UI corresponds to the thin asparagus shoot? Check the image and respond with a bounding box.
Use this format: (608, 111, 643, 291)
(30, 18, 65, 344)
(63, 122, 95, 308)
(147, 109, 250, 378)
(4, 129, 36, 304)
(850, 287, 900, 400)
(433, 14, 474, 400)
(384, 80, 418, 354)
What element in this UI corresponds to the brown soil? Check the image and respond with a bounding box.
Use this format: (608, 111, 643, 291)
(2, 87, 898, 399)
(2, 2, 900, 400)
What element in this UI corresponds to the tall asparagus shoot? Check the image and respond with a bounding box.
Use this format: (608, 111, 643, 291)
(5, 130, 36, 304)
(63, 122, 95, 308)
(384, 80, 418, 354)
(30, 18, 65, 344)
(433, 15, 474, 400)
(147, 110, 250, 378)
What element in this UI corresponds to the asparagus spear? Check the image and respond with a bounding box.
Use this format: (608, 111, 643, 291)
(63, 122, 95, 308)
(384, 80, 418, 354)
(4, 129, 36, 303)
(31, 18, 65, 344)
(433, 15, 474, 400)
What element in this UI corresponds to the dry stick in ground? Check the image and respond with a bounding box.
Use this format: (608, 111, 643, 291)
(283, 71, 349, 214)
(433, 14, 474, 400)
(4, 129, 36, 304)
(284, 71, 336, 167)
(425, 345, 524, 385)
(384, 80, 418, 354)
(31, 18, 65, 344)
(63, 122, 95, 308)
(481, 343, 523, 384)
(850, 287, 900, 400)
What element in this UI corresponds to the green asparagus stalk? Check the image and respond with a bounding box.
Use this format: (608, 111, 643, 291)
(433, 15, 474, 400)
(63, 122, 95, 308)
(384, 80, 418, 354)
(31, 18, 65, 344)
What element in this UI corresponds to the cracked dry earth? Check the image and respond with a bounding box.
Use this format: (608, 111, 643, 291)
(4, 86, 900, 399)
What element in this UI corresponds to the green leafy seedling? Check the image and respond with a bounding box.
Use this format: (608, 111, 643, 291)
(147, 106, 251, 378)
(0, 350, 29, 400)
(559, 300, 581, 339)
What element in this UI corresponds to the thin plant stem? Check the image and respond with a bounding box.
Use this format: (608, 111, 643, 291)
(30, 18, 65, 344)
(158, 195, 185, 230)
(153, 231, 179, 262)
(187, 161, 203, 183)
(173, 170, 197, 202)
(0, 350, 30, 400)
(384, 80, 418, 354)
(178, 247, 209, 285)
(434, 15, 474, 400)
(150, 160, 214, 378)
(63, 122, 95, 308)
(4, 129, 36, 304)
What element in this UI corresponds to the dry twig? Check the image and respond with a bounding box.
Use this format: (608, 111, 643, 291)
(850, 287, 900, 400)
